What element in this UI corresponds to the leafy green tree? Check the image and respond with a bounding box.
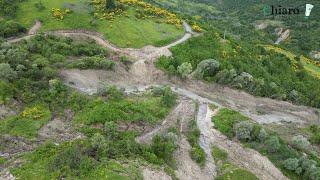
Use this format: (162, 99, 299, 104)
(0, 63, 17, 80)
(193, 59, 220, 79)
(177, 62, 192, 78)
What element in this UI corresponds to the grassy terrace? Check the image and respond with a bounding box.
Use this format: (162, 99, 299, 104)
(15, 0, 184, 48)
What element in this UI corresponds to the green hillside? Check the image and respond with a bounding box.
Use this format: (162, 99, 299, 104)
(2, 0, 184, 48)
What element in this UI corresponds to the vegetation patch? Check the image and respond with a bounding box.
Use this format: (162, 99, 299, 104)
(11, 122, 179, 179)
(229, 121, 320, 180)
(212, 108, 249, 138)
(0, 104, 51, 138)
(212, 146, 258, 180)
(187, 104, 206, 167)
(74, 86, 177, 125)
(259, 44, 320, 79)
(156, 29, 320, 108)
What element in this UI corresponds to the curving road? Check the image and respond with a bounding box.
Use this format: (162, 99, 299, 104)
(9, 20, 194, 55)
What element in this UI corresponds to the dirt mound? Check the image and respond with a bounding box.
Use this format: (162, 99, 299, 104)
(0, 105, 15, 120)
(38, 118, 84, 141)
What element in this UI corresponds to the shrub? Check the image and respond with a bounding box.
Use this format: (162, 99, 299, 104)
(0, 20, 26, 37)
(236, 122, 253, 141)
(105, 86, 124, 101)
(0, 80, 14, 103)
(177, 62, 192, 78)
(193, 59, 220, 79)
(0, 63, 17, 80)
(161, 86, 177, 107)
(166, 132, 179, 146)
(291, 135, 310, 150)
(190, 145, 206, 167)
(265, 136, 280, 153)
(284, 158, 299, 171)
(258, 128, 268, 142)
(151, 135, 177, 168)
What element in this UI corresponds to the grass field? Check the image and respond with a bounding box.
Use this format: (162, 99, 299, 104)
(212, 109, 250, 138)
(73, 96, 173, 125)
(15, 0, 184, 48)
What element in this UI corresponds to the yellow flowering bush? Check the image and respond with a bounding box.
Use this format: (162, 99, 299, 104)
(21, 107, 44, 120)
(51, 8, 72, 20)
(192, 24, 202, 32)
(91, 0, 182, 28)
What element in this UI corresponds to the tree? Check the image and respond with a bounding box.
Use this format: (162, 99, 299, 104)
(284, 158, 299, 171)
(291, 135, 310, 150)
(177, 62, 192, 78)
(106, 0, 116, 11)
(193, 59, 220, 79)
(0, 63, 17, 80)
(265, 136, 280, 153)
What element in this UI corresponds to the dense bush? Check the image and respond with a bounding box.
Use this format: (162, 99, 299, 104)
(0, 20, 26, 38)
(0, 63, 17, 80)
(283, 158, 299, 171)
(236, 122, 253, 141)
(193, 59, 220, 79)
(258, 128, 268, 142)
(291, 135, 310, 150)
(0, 0, 21, 17)
(152, 86, 177, 107)
(309, 125, 320, 145)
(265, 136, 280, 153)
(68, 56, 114, 70)
(177, 62, 192, 78)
